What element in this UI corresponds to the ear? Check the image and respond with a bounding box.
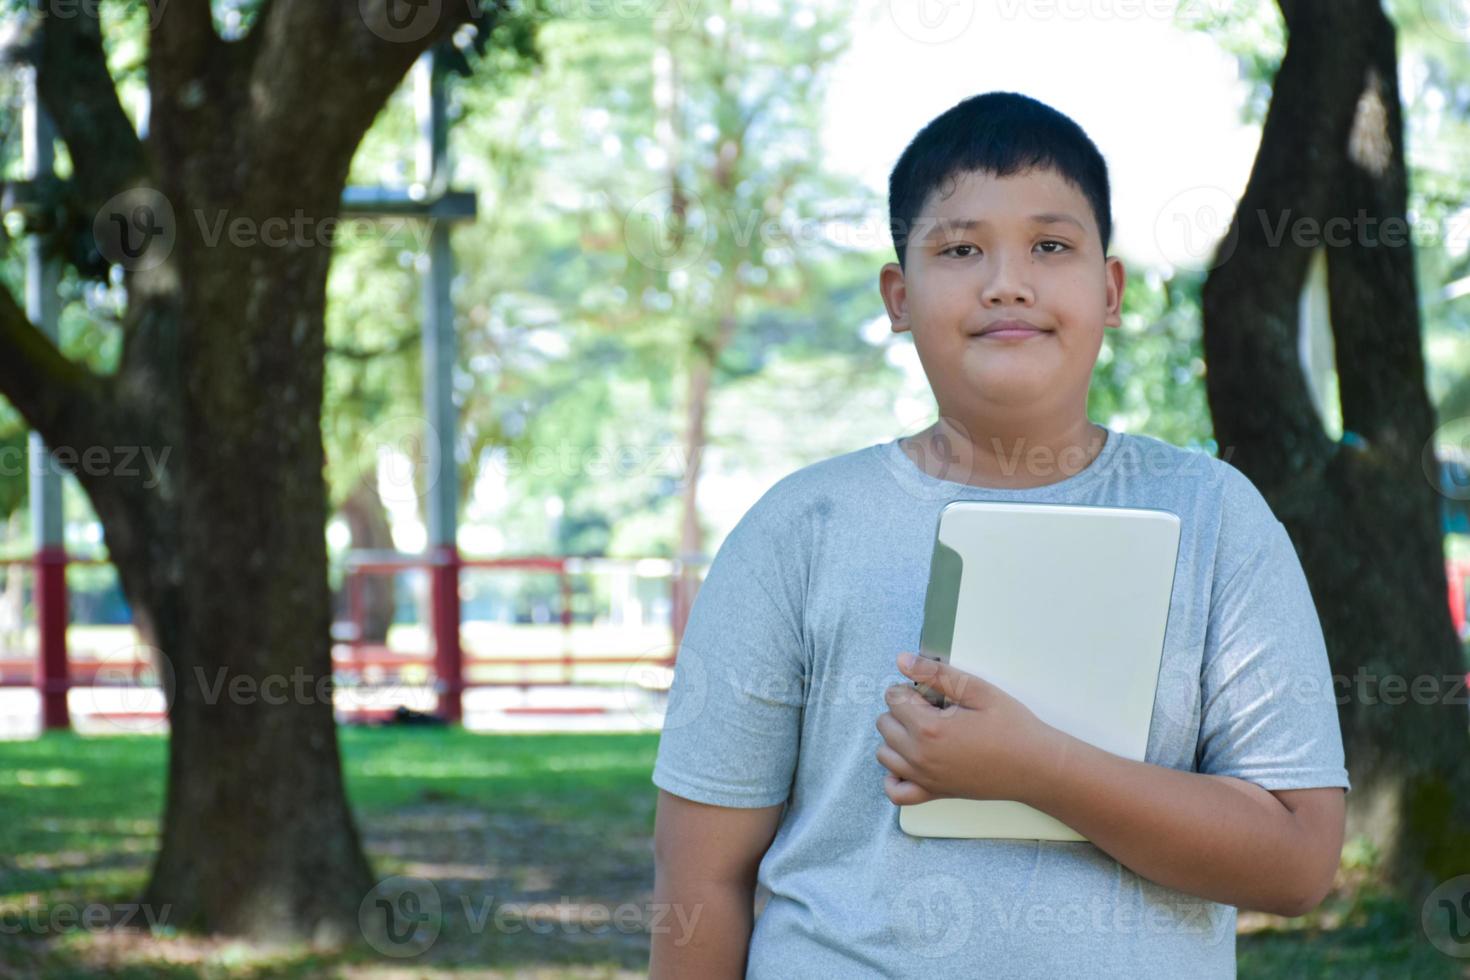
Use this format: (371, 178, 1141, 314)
(879, 262, 911, 334)
(1103, 255, 1125, 329)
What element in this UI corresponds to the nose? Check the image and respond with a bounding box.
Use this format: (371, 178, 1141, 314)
(980, 251, 1035, 307)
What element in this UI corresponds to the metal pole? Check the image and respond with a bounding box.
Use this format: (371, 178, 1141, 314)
(416, 50, 463, 723)
(22, 67, 69, 732)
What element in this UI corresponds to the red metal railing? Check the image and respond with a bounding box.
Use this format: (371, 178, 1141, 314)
(0, 551, 704, 727)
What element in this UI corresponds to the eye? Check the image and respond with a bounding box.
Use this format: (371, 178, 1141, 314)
(941, 244, 979, 258)
(1036, 240, 1070, 254)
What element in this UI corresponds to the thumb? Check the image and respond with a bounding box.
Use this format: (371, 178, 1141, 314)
(899, 651, 990, 708)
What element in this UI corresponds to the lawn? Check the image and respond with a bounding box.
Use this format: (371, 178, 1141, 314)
(0, 730, 1460, 978)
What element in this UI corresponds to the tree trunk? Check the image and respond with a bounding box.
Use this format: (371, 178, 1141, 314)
(1202, 0, 1470, 907)
(0, 1, 510, 940)
(338, 468, 396, 642)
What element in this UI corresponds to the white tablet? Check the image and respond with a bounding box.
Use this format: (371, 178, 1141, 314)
(899, 500, 1181, 841)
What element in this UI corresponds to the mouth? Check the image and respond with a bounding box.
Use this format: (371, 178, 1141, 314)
(972, 319, 1050, 340)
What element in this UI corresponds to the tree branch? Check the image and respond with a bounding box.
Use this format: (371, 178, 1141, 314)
(243, 0, 499, 192)
(28, 6, 147, 212)
(148, 0, 221, 96)
(0, 282, 103, 451)
(325, 333, 421, 361)
(1321, 1, 1431, 461)
(1199, 1, 1364, 484)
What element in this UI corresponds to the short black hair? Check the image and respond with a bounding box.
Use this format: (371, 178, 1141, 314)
(887, 92, 1112, 270)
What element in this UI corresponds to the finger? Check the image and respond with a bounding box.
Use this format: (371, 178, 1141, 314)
(875, 710, 921, 759)
(875, 743, 919, 782)
(897, 651, 991, 708)
(883, 682, 940, 729)
(884, 772, 939, 806)
(883, 681, 932, 711)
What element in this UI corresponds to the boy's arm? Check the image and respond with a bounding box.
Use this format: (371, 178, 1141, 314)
(1024, 733, 1345, 917)
(881, 654, 1347, 918)
(649, 789, 784, 979)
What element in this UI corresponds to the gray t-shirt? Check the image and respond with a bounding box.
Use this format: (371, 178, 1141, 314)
(651, 427, 1350, 979)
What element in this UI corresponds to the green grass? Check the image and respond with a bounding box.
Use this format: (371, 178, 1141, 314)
(0, 730, 1460, 978)
(0, 729, 661, 978)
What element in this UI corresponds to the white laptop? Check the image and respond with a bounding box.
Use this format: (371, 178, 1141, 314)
(899, 500, 1181, 841)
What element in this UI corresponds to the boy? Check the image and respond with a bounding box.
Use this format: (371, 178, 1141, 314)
(649, 92, 1349, 978)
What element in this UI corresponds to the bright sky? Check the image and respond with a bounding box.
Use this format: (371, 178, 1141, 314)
(823, 0, 1266, 272)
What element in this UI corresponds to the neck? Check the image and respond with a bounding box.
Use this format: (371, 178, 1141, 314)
(902, 413, 1108, 490)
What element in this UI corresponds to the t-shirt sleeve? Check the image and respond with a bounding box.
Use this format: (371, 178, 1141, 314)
(650, 493, 808, 809)
(1195, 507, 1351, 795)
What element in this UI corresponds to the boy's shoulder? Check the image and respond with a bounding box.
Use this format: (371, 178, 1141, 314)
(737, 442, 883, 519)
(1109, 430, 1271, 512)
(710, 442, 881, 559)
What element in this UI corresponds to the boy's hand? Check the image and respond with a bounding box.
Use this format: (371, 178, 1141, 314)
(876, 652, 1067, 806)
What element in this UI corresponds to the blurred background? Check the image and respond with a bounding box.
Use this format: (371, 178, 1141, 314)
(1, 0, 1470, 975)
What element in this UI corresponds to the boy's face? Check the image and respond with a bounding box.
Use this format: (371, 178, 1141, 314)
(879, 167, 1125, 425)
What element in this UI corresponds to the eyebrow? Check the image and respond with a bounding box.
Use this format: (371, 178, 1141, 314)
(940, 213, 1088, 232)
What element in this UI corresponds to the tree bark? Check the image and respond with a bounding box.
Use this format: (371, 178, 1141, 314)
(0, 0, 511, 941)
(337, 468, 397, 642)
(1202, 0, 1470, 907)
